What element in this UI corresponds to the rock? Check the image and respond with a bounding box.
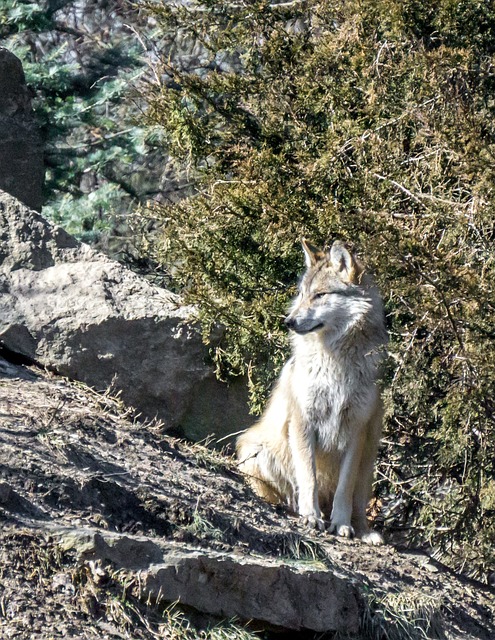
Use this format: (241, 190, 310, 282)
(143, 550, 360, 632)
(57, 527, 361, 633)
(0, 48, 44, 211)
(57, 529, 164, 571)
(0, 190, 250, 440)
(0, 482, 14, 504)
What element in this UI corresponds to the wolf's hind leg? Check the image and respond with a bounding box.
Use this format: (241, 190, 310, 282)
(237, 442, 290, 505)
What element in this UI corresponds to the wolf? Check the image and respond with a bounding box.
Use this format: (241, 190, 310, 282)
(236, 239, 387, 544)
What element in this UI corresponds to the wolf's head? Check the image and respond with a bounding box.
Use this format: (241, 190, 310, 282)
(284, 239, 382, 344)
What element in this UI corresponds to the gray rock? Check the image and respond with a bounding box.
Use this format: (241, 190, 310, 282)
(143, 551, 360, 632)
(0, 190, 250, 440)
(0, 48, 44, 211)
(57, 527, 361, 633)
(57, 529, 165, 571)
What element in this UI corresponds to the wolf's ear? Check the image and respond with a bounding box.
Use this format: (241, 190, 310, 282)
(329, 241, 363, 283)
(301, 238, 325, 267)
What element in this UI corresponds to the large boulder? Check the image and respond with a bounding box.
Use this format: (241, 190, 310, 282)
(0, 190, 250, 440)
(60, 529, 361, 633)
(0, 48, 44, 211)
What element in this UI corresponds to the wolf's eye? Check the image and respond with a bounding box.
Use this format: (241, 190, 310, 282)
(313, 291, 341, 299)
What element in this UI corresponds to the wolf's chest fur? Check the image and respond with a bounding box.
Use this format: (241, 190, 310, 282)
(290, 340, 376, 451)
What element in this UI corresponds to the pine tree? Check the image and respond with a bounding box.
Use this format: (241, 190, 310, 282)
(1, 0, 148, 250)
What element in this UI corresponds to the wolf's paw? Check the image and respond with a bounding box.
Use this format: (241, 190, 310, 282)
(330, 522, 355, 539)
(301, 514, 326, 531)
(359, 530, 385, 546)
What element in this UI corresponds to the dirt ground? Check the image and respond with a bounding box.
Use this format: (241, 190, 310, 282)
(0, 353, 494, 639)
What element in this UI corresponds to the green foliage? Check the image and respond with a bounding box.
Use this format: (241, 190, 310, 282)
(0, 0, 50, 33)
(140, 0, 495, 578)
(0, 1, 148, 246)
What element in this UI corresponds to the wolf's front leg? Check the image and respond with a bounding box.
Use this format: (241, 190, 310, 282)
(330, 427, 367, 538)
(352, 408, 384, 545)
(288, 419, 324, 531)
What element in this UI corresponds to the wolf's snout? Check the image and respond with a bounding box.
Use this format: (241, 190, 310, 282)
(285, 313, 325, 335)
(284, 315, 296, 330)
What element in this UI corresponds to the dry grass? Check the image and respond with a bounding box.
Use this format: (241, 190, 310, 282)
(360, 587, 445, 640)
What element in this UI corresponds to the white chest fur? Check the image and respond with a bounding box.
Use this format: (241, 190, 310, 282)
(290, 335, 378, 451)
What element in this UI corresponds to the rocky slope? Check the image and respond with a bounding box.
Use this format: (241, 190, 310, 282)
(1, 354, 494, 639)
